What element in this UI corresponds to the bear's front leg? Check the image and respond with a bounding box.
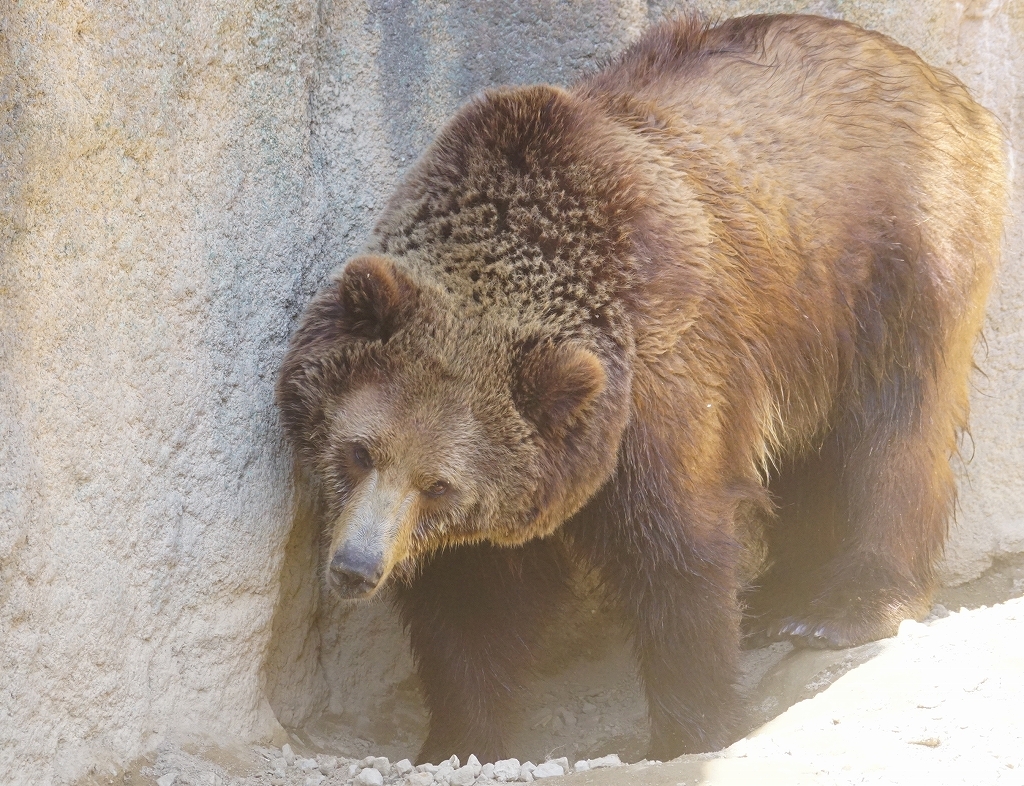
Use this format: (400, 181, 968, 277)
(391, 539, 570, 765)
(566, 424, 744, 760)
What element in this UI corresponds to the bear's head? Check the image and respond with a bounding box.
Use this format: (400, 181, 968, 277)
(277, 255, 631, 598)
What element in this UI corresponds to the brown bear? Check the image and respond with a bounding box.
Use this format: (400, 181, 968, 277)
(277, 14, 1007, 763)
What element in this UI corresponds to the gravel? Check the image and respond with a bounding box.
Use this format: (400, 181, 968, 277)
(143, 741, 627, 786)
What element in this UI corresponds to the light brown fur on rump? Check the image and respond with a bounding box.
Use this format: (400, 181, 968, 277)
(277, 14, 1007, 763)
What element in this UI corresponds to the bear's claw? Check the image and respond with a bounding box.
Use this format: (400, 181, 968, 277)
(773, 616, 854, 649)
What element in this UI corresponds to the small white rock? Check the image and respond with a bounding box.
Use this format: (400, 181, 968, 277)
(492, 758, 520, 782)
(373, 756, 392, 775)
(394, 758, 414, 776)
(435, 762, 456, 783)
(356, 767, 385, 786)
(407, 773, 435, 786)
(549, 757, 569, 773)
(519, 761, 536, 782)
(282, 744, 296, 765)
(466, 754, 482, 776)
(587, 754, 622, 769)
(318, 756, 338, 775)
(350, 762, 361, 777)
(417, 763, 439, 774)
(157, 774, 178, 786)
(481, 763, 495, 779)
(199, 773, 222, 786)
(532, 762, 564, 779)
(447, 755, 461, 769)
(574, 760, 589, 772)
(362, 756, 377, 768)
(304, 775, 326, 786)
(298, 757, 320, 771)
(272, 758, 288, 777)
(449, 765, 478, 786)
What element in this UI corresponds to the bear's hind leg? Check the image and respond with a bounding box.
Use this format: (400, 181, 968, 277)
(740, 447, 847, 648)
(769, 368, 963, 649)
(392, 539, 570, 764)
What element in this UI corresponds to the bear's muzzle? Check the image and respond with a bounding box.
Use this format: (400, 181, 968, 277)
(327, 470, 416, 598)
(329, 542, 384, 598)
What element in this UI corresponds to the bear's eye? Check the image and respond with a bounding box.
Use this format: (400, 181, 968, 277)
(351, 443, 373, 470)
(422, 480, 450, 498)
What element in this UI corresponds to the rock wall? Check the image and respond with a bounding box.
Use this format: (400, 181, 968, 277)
(1, 1, 1021, 784)
(0, 0, 319, 779)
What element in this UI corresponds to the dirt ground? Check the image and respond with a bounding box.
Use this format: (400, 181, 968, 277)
(77, 553, 1024, 786)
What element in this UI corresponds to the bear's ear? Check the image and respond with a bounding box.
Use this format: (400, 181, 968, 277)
(514, 341, 607, 437)
(336, 255, 417, 341)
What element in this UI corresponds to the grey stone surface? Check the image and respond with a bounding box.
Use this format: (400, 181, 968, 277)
(1, 0, 316, 782)
(1, 2, 1021, 785)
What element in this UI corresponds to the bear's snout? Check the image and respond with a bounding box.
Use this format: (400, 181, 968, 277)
(329, 543, 384, 598)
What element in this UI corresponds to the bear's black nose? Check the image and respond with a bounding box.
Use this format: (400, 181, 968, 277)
(329, 544, 384, 598)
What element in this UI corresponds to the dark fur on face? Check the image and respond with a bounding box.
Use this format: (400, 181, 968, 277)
(277, 14, 1006, 764)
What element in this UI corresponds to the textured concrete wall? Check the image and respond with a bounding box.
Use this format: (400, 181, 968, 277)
(0, 0, 318, 780)
(1, 1, 1021, 783)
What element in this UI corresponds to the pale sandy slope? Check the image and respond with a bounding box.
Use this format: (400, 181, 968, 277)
(559, 596, 1024, 786)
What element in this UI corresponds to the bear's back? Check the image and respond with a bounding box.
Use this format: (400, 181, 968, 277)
(366, 14, 1005, 365)
(576, 14, 1006, 293)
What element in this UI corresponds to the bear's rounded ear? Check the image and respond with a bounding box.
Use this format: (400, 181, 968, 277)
(514, 340, 607, 437)
(336, 255, 418, 341)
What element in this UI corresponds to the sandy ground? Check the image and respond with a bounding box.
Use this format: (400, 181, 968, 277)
(568, 596, 1024, 785)
(77, 554, 1024, 786)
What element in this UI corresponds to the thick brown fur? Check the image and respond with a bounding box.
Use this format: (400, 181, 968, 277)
(277, 15, 1007, 763)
